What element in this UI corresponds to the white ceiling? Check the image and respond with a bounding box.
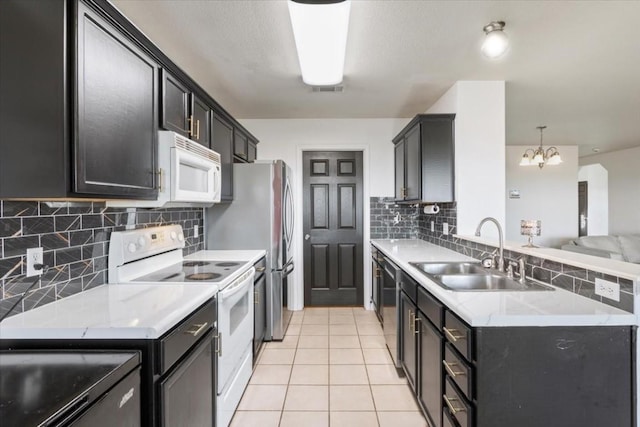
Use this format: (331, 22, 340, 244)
(112, 0, 640, 157)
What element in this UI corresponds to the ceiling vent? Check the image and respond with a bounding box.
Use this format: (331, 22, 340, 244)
(312, 85, 344, 93)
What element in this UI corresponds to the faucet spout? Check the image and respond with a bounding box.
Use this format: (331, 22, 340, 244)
(475, 217, 505, 272)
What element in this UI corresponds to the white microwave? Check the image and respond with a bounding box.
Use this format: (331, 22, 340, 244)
(108, 131, 221, 208)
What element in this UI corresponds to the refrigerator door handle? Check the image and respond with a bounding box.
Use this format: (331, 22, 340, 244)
(284, 178, 294, 247)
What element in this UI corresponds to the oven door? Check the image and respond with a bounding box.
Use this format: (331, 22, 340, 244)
(217, 268, 255, 395)
(171, 146, 221, 203)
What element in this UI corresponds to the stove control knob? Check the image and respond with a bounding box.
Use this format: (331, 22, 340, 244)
(138, 237, 146, 247)
(128, 243, 137, 253)
(178, 233, 184, 242)
(170, 231, 177, 240)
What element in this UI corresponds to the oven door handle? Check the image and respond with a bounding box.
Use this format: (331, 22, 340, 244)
(219, 268, 255, 299)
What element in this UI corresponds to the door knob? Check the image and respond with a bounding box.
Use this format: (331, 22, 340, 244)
(305, 234, 310, 240)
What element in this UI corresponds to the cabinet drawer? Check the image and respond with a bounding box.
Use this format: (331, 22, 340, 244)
(444, 376, 473, 427)
(417, 286, 443, 329)
(443, 311, 473, 361)
(160, 299, 216, 373)
(253, 257, 267, 280)
(444, 343, 473, 400)
(400, 271, 417, 304)
(443, 408, 459, 427)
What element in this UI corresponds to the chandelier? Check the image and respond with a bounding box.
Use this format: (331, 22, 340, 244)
(519, 126, 562, 169)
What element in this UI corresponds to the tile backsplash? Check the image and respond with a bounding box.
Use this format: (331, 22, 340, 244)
(0, 201, 204, 319)
(369, 198, 635, 314)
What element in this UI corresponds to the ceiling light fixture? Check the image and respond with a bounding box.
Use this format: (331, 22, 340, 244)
(519, 126, 563, 169)
(288, 0, 351, 86)
(481, 21, 508, 59)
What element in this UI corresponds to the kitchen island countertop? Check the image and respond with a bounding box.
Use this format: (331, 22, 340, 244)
(372, 239, 637, 327)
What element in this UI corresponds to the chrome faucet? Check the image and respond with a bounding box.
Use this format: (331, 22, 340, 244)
(475, 217, 505, 272)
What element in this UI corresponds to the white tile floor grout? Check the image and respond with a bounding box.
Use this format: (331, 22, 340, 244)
(230, 307, 429, 427)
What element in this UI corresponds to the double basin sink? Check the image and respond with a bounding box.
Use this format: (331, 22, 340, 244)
(409, 262, 554, 292)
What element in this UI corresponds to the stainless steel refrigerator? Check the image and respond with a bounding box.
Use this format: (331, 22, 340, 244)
(205, 160, 294, 341)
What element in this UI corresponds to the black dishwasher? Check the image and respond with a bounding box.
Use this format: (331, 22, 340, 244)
(0, 351, 141, 427)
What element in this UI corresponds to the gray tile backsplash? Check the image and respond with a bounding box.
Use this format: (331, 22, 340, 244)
(369, 197, 635, 313)
(0, 201, 204, 319)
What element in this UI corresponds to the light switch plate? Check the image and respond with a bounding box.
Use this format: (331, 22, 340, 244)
(595, 278, 620, 301)
(443, 222, 449, 235)
(193, 225, 199, 239)
(430, 221, 434, 232)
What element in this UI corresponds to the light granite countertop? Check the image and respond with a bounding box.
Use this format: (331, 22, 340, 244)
(0, 250, 265, 340)
(372, 239, 637, 327)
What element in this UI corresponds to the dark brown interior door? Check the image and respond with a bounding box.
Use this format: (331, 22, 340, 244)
(578, 181, 588, 236)
(303, 151, 363, 306)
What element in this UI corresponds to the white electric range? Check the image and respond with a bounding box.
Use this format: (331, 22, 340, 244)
(108, 224, 259, 427)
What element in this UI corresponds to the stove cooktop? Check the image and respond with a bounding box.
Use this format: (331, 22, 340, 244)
(132, 261, 245, 284)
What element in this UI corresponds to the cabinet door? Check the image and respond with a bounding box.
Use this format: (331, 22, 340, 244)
(372, 258, 381, 320)
(404, 124, 421, 201)
(76, 3, 158, 198)
(394, 140, 405, 201)
(418, 311, 443, 427)
(234, 130, 248, 161)
(160, 334, 214, 427)
(161, 69, 190, 137)
(211, 112, 234, 201)
(421, 116, 455, 202)
(254, 273, 267, 359)
(247, 140, 257, 163)
(191, 94, 211, 147)
(400, 291, 418, 391)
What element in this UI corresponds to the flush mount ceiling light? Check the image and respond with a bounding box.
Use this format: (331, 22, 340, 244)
(519, 126, 563, 169)
(481, 21, 508, 59)
(288, 0, 351, 86)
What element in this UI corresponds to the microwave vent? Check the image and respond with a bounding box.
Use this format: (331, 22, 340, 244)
(174, 134, 221, 163)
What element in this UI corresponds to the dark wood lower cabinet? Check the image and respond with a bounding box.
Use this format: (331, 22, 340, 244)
(253, 269, 267, 363)
(418, 311, 442, 427)
(399, 291, 418, 391)
(393, 263, 636, 427)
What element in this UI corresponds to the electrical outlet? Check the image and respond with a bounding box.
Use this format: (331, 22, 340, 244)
(595, 278, 620, 301)
(26, 247, 43, 277)
(430, 221, 434, 232)
(443, 222, 449, 235)
(193, 225, 199, 239)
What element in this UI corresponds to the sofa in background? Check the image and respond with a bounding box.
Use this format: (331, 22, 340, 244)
(561, 235, 640, 263)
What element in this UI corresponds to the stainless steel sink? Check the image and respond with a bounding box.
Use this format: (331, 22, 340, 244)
(435, 274, 555, 292)
(409, 261, 555, 292)
(409, 262, 486, 276)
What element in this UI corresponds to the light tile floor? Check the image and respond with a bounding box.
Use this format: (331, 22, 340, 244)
(230, 307, 428, 427)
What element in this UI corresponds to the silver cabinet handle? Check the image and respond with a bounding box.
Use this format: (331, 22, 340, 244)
(184, 322, 208, 337)
(443, 327, 465, 342)
(443, 394, 466, 414)
(443, 360, 465, 378)
(305, 234, 310, 240)
(256, 266, 266, 272)
(215, 332, 222, 357)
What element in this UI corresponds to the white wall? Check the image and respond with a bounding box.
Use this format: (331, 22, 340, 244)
(240, 118, 408, 310)
(426, 81, 506, 240)
(578, 164, 609, 235)
(506, 146, 579, 248)
(580, 146, 640, 235)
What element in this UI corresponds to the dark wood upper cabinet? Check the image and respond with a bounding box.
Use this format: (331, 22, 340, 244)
(0, 0, 157, 199)
(160, 71, 212, 148)
(191, 94, 212, 147)
(0, 0, 258, 200)
(233, 130, 249, 161)
(75, 2, 158, 197)
(211, 113, 234, 202)
(393, 114, 455, 203)
(247, 138, 258, 163)
(161, 70, 190, 138)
